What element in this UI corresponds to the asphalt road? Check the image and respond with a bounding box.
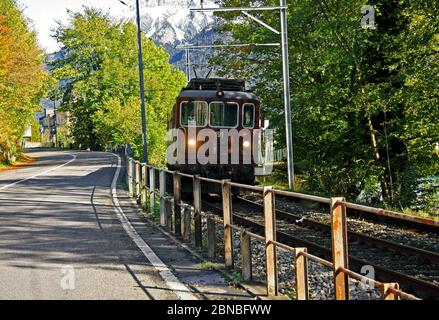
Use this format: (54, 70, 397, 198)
(0, 150, 182, 299)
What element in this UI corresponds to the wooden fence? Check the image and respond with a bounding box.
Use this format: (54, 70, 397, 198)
(124, 155, 425, 300)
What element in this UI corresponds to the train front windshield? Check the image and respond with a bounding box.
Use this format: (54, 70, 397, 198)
(181, 101, 208, 127)
(210, 102, 238, 128)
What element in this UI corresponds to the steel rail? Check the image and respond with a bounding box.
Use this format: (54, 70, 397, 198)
(237, 197, 439, 264)
(201, 201, 439, 299)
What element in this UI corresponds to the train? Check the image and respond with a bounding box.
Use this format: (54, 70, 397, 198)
(167, 78, 265, 193)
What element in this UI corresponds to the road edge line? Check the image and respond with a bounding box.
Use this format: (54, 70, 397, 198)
(0, 153, 77, 191)
(110, 154, 197, 300)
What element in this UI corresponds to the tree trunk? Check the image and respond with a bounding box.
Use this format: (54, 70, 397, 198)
(367, 114, 391, 202)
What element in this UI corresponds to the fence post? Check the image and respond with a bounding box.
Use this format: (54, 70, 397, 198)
(330, 197, 349, 300)
(127, 158, 133, 196)
(159, 171, 167, 226)
(143, 164, 149, 208)
(222, 179, 233, 269)
(295, 248, 309, 300)
(125, 155, 130, 190)
(381, 283, 399, 300)
(166, 198, 173, 231)
(264, 186, 277, 296)
(193, 175, 202, 248)
(149, 167, 156, 214)
(207, 216, 216, 258)
(135, 161, 141, 201)
(241, 230, 252, 281)
(173, 172, 182, 236)
(183, 206, 192, 242)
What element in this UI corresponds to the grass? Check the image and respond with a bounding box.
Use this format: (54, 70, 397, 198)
(401, 207, 438, 220)
(283, 285, 297, 300)
(142, 195, 161, 222)
(202, 235, 208, 249)
(227, 271, 243, 288)
(198, 261, 217, 270)
(0, 154, 38, 173)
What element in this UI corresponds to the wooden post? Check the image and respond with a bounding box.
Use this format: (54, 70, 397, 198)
(264, 186, 277, 296)
(127, 158, 133, 196)
(125, 156, 130, 189)
(165, 197, 173, 231)
(173, 172, 181, 236)
(141, 164, 147, 208)
(207, 216, 216, 258)
(193, 175, 202, 248)
(241, 230, 252, 281)
(159, 171, 167, 226)
(183, 207, 191, 242)
(149, 167, 155, 214)
(295, 248, 309, 300)
(330, 197, 349, 300)
(222, 179, 233, 269)
(381, 283, 399, 300)
(135, 161, 141, 201)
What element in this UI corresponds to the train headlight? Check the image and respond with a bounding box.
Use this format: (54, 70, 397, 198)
(216, 90, 224, 97)
(243, 140, 251, 148)
(188, 139, 196, 147)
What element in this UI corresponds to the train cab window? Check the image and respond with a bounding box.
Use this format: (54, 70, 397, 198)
(180, 101, 208, 127)
(209, 102, 238, 128)
(242, 103, 255, 128)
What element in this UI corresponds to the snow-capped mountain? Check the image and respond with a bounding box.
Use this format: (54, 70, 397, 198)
(120, 0, 219, 77)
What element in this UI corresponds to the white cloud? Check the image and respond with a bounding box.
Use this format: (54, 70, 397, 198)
(18, 0, 133, 53)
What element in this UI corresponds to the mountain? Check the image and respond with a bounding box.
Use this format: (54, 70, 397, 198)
(120, 0, 218, 78)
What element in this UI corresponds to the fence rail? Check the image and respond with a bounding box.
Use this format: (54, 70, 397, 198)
(123, 154, 430, 300)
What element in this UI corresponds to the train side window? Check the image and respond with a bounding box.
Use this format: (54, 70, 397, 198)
(242, 103, 255, 128)
(209, 102, 238, 128)
(180, 101, 208, 127)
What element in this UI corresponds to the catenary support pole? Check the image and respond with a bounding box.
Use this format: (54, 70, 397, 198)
(280, 0, 294, 190)
(135, 0, 148, 164)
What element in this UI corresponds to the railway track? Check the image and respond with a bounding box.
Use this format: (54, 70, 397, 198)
(200, 197, 439, 299)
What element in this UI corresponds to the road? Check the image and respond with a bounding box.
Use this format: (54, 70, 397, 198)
(0, 150, 195, 299)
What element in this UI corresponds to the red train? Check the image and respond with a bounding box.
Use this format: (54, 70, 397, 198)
(167, 78, 264, 192)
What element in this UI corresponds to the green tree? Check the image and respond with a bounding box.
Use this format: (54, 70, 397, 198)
(0, 0, 48, 163)
(212, 0, 438, 210)
(51, 8, 186, 165)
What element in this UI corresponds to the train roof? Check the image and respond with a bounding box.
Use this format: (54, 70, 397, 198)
(183, 78, 246, 91)
(179, 78, 259, 100)
(178, 90, 259, 101)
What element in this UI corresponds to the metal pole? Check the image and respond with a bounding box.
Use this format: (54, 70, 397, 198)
(53, 101, 57, 148)
(185, 48, 191, 80)
(191, 6, 286, 13)
(177, 43, 280, 50)
(280, 0, 295, 190)
(135, 0, 148, 164)
(189, 3, 294, 188)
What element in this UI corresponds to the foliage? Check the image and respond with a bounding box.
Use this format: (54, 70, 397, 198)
(211, 0, 438, 210)
(198, 261, 217, 270)
(0, 0, 49, 163)
(228, 270, 243, 287)
(31, 118, 42, 142)
(50, 8, 187, 165)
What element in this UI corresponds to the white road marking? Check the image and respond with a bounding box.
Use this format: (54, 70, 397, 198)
(110, 154, 197, 300)
(0, 154, 77, 191)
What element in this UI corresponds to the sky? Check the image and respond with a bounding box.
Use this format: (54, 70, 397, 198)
(18, 0, 133, 53)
